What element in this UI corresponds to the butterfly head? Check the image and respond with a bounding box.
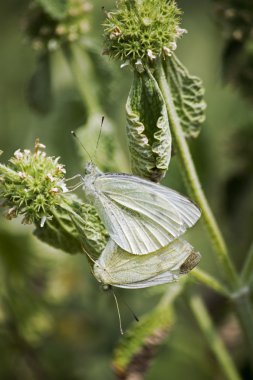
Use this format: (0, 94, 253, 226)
(84, 161, 97, 176)
(93, 260, 110, 286)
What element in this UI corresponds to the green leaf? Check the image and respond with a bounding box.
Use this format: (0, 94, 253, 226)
(36, 0, 68, 20)
(27, 53, 53, 114)
(164, 53, 206, 138)
(113, 302, 175, 378)
(126, 68, 171, 182)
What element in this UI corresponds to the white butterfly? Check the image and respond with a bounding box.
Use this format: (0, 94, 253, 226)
(82, 162, 201, 255)
(93, 239, 201, 289)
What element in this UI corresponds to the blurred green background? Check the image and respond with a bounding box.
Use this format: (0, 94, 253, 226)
(0, 1, 253, 379)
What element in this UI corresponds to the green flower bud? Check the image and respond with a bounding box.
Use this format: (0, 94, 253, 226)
(0, 140, 108, 256)
(0, 139, 67, 225)
(23, 0, 92, 52)
(103, 0, 185, 66)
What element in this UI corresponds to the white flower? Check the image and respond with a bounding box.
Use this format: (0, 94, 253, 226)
(24, 149, 31, 156)
(169, 41, 177, 51)
(14, 149, 23, 160)
(40, 216, 47, 228)
(176, 27, 188, 38)
(59, 182, 68, 193)
(40, 215, 53, 227)
(147, 49, 156, 60)
(46, 173, 55, 182)
(51, 187, 59, 193)
(135, 59, 145, 73)
(142, 17, 152, 26)
(56, 164, 66, 174)
(120, 60, 130, 69)
(163, 46, 172, 56)
(18, 171, 27, 179)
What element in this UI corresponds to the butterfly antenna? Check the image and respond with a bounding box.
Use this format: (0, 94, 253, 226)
(94, 116, 104, 161)
(71, 130, 93, 162)
(81, 246, 97, 264)
(112, 288, 124, 335)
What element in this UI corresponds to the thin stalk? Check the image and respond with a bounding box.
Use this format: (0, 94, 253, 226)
(231, 293, 253, 362)
(62, 43, 130, 170)
(191, 268, 230, 297)
(241, 241, 253, 284)
(61, 43, 101, 114)
(155, 59, 238, 288)
(154, 59, 253, 357)
(189, 295, 242, 380)
(159, 281, 185, 308)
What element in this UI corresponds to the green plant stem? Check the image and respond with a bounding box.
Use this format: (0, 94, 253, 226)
(155, 59, 253, 358)
(191, 268, 230, 297)
(155, 59, 238, 288)
(231, 293, 253, 363)
(62, 43, 101, 114)
(159, 281, 185, 308)
(241, 241, 253, 284)
(189, 295, 242, 380)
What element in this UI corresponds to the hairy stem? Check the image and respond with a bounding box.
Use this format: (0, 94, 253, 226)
(154, 58, 253, 358)
(61, 43, 101, 114)
(190, 268, 230, 297)
(241, 241, 253, 284)
(155, 59, 238, 288)
(189, 295, 242, 380)
(231, 292, 253, 362)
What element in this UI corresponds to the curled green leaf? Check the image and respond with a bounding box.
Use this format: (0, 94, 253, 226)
(163, 53, 206, 138)
(126, 68, 171, 182)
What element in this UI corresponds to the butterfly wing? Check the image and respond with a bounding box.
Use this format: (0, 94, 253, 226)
(94, 239, 201, 289)
(93, 174, 201, 254)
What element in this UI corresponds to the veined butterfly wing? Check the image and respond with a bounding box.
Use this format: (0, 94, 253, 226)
(90, 174, 201, 254)
(93, 239, 201, 289)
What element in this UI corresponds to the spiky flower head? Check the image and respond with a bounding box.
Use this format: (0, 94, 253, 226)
(0, 139, 67, 226)
(0, 140, 108, 257)
(23, 0, 92, 52)
(103, 0, 186, 68)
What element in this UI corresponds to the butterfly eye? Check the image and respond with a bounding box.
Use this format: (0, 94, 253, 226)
(84, 162, 95, 175)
